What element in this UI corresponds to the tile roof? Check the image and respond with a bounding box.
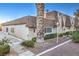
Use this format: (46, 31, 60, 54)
(2, 11, 72, 28)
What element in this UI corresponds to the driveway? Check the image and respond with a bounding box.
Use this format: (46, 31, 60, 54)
(41, 41, 79, 56)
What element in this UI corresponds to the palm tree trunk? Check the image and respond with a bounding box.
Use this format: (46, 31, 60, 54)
(36, 3, 44, 43)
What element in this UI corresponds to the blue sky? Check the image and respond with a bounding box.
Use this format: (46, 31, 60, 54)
(0, 3, 79, 23)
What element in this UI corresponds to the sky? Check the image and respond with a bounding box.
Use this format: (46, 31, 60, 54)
(0, 3, 79, 23)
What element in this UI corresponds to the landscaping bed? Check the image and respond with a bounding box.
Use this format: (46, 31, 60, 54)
(24, 36, 70, 55)
(0, 44, 10, 56)
(20, 31, 72, 55)
(0, 37, 10, 56)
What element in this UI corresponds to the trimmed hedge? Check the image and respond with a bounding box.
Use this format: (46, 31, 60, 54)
(59, 33, 63, 37)
(72, 31, 79, 43)
(22, 40, 35, 47)
(30, 31, 73, 42)
(44, 31, 73, 40)
(44, 33, 57, 40)
(31, 33, 57, 41)
(0, 44, 10, 56)
(63, 31, 72, 36)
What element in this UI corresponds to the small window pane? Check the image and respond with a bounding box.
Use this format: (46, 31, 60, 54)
(11, 28, 14, 33)
(45, 28, 52, 33)
(6, 27, 8, 32)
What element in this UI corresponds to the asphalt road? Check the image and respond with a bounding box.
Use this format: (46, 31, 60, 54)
(41, 41, 79, 56)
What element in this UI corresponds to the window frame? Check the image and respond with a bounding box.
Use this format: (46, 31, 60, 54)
(45, 27, 52, 33)
(11, 27, 14, 33)
(6, 27, 8, 32)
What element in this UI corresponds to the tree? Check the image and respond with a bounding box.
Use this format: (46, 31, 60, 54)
(74, 9, 79, 31)
(74, 9, 79, 17)
(36, 3, 44, 43)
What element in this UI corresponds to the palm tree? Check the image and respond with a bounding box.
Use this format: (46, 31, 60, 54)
(74, 9, 79, 17)
(36, 3, 44, 43)
(74, 9, 79, 31)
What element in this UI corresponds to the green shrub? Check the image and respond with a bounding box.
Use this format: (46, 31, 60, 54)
(66, 32, 70, 35)
(63, 31, 72, 36)
(22, 40, 35, 47)
(63, 32, 68, 35)
(72, 31, 79, 43)
(0, 44, 10, 56)
(69, 31, 73, 35)
(59, 33, 63, 37)
(32, 37, 36, 42)
(44, 33, 57, 40)
(0, 37, 10, 56)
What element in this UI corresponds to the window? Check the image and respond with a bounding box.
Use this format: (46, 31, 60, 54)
(11, 28, 14, 33)
(33, 28, 35, 32)
(6, 27, 8, 32)
(45, 28, 52, 33)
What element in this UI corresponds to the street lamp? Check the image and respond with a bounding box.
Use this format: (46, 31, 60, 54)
(72, 16, 75, 33)
(56, 22, 59, 44)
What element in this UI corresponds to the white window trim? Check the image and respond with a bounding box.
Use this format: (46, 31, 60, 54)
(45, 27, 52, 34)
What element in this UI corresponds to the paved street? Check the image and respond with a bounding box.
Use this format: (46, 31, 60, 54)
(41, 41, 79, 56)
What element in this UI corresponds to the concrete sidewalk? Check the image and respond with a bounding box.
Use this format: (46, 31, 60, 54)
(7, 34, 35, 56)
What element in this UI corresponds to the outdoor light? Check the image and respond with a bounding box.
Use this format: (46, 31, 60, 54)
(57, 22, 59, 26)
(71, 16, 75, 31)
(56, 22, 59, 44)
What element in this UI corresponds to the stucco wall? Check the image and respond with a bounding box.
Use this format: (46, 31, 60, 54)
(2, 24, 35, 40)
(2, 18, 75, 41)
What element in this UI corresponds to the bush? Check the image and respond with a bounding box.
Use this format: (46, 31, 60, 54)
(0, 37, 10, 56)
(22, 40, 35, 47)
(32, 37, 36, 42)
(0, 44, 10, 56)
(72, 31, 79, 43)
(59, 33, 63, 37)
(63, 31, 72, 36)
(44, 33, 57, 40)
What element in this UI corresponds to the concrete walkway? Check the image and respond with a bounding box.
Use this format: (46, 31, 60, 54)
(7, 34, 35, 56)
(0, 32, 35, 56)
